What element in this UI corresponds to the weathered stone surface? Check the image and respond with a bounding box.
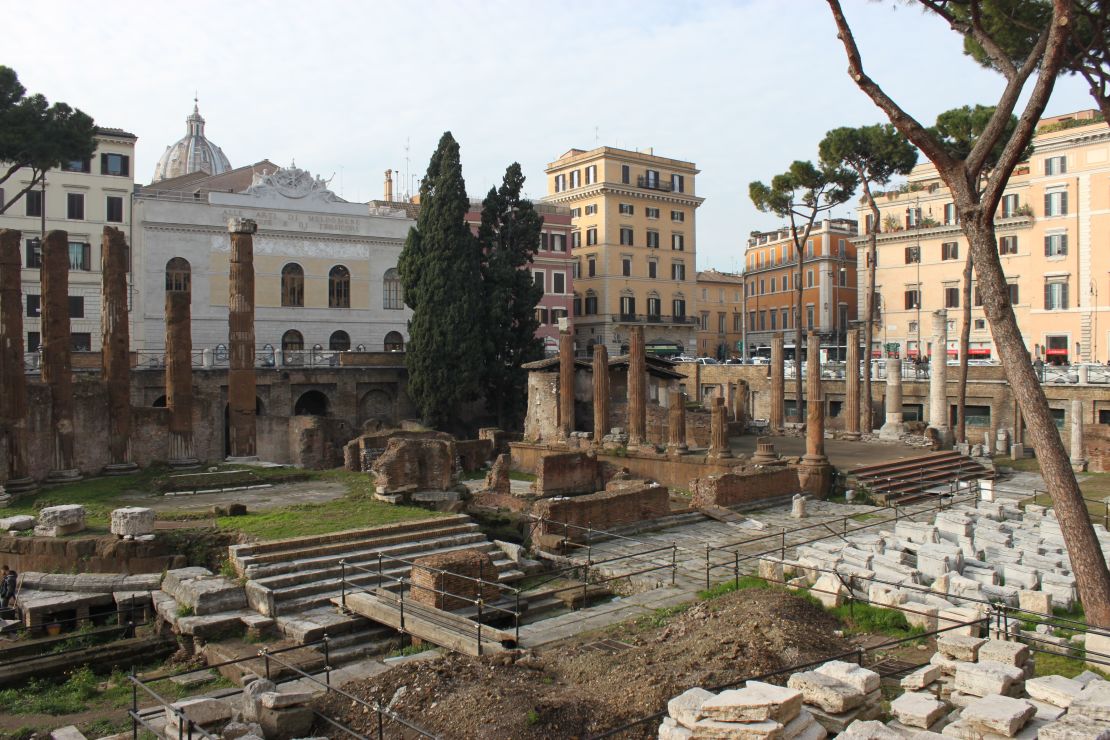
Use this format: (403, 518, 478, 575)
(484, 453, 511, 496)
(165, 254, 196, 463)
(40, 230, 78, 477)
(670, 687, 716, 729)
(708, 397, 732, 459)
(668, 389, 688, 453)
(1069, 679, 1110, 721)
(961, 695, 1035, 737)
(814, 661, 880, 695)
(558, 330, 574, 439)
(593, 344, 610, 445)
(410, 548, 499, 611)
(953, 661, 1024, 697)
(241, 677, 276, 722)
(1024, 675, 1084, 707)
(627, 326, 646, 446)
(1037, 714, 1110, 740)
(227, 219, 258, 458)
(34, 505, 86, 536)
(111, 507, 155, 536)
(901, 664, 942, 690)
(835, 720, 902, 740)
(0, 229, 31, 484)
(691, 717, 784, 739)
(660, 716, 695, 740)
(787, 671, 864, 713)
(770, 333, 784, 431)
(259, 691, 314, 709)
(257, 705, 314, 740)
(164, 571, 246, 615)
(101, 226, 133, 468)
(810, 574, 848, 609)
(890, 692, 947, 729)
(804, 334, 826, 463)
(371, 437, 457, 494)
(698, 682, 802, 724)
(49, 726, 86, 740)
(165, 696, 233, 730)
(843, 329, 861, 439)
(977, 640, 1028, 667)
(221, 721, 264, 740)
(0, 514, 34, 531)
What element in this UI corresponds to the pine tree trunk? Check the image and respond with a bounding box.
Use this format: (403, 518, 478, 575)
(956, 252, 972, 444)
(862, 195, 880, 433)
(964, 216, 1110, 628)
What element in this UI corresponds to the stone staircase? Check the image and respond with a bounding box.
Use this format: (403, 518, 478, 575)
(848, 452, 990, 505)
(227, 515, 526, 655)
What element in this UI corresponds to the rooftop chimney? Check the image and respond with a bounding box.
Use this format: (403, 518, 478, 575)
(384, 169, 393, 202)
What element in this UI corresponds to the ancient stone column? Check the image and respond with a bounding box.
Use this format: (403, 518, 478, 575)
(627, 326, 646, 446)
(0, 229, 35, 492)
(928, 309, 953, 446)
(101, 227, 137, 474)
(843, 328, 861, 441)
(592, 343, 609, 443)
(733, 380, 749, 430)
(804, 334, 826, 463)
(770, 332, 785, 432)
(667, 390, 688, 454)
(708, 396, 732, 458)
(558, 329, 575, 440)
(1070, 398, 1087, 472)
(879, 356, 905, 440)
(166, 258, 198, 467)
(41, 230, 81, 482)
(227, 218, 258, 460)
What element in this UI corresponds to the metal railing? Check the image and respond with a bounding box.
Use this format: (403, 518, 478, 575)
(635, 176, 674, 192)
(607, 313, 699, 326)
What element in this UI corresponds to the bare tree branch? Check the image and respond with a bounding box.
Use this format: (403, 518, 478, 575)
(0, 168, 43, 216)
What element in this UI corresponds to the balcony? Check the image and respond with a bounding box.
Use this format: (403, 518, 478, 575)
(636, 176, 674, 192)
(609, 313, 699, 326)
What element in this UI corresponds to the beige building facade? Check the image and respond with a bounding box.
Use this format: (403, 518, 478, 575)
(544, 146, 704, 356)
(694, 269, 745, 359)
(0, 127, 138, 354)
(858, 110, 1110, 365)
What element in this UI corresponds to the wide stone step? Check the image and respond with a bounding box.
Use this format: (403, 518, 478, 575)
(234, 521, 481, 571)
(851, 452, 965, 478)
(246, 530, 492, 582)
(856, 459, 983, 485)
(231, 514, 471, 557)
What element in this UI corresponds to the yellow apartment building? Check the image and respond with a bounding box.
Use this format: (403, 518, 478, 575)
(694, 269, 745, 359)
(858, 110, 1110, 365)
(544, 147, 704, 356)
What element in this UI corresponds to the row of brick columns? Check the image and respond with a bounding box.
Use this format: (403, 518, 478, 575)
(40, 231, 81, 483)
(558, 330, 575, 439)
(101, 227, 137, 474)
(166, 253, 197, 467)
(227, 219, 259, 460)
(627, 326, 647, 446)
(591, 343, 609, 442)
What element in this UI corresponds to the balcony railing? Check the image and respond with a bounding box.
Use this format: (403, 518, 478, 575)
(609, 313, 699, 326)
(635, 176, 674, 192)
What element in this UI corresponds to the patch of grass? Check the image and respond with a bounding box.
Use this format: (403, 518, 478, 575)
(459, 469, 487, 481)
(81, 717, 135, 738)
(698, 576, 773, 600)
(508, 470, 536, 482)
(1033, 651, 1110, 679)
(635, 603, 690, 629)
(827, 602, 926, 638)
(1, 465, 174, 529)
(851, 512, 881, 522)
(387, 642, 436, 658)
(176, 604, 194, 618)
(218, 558, 238, 579)
(526, 709, 540, 726)
(992, 455, 1043, 473)
(0, 666, 108, 715)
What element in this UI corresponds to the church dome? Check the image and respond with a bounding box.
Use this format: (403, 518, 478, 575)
(151, 100, 232, 182)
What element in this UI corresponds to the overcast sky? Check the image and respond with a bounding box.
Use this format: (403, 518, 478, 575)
(5, 0, 1097, 270)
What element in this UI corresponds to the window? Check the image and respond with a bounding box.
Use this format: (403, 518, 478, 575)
(671, 262, 686, 280)
(572, 294, 582, 316)
(621, 165, 630, 184)
(749, 311, 757, 330)
(781, 275, 788, 291)
(905, 246, 920, 264)
(672, 234, 684, 251)
(619, 203, 634, 216)
(24, 238, 40, 268)
(585, 258, 596, 278)
(673, 298, 686, 317)
(1008, 284, 1019, 305)
(282, 329, 304, 351)
(906, 207, 922, 228)
(68, 241, 90, 271)
(998, 235, 1018, 255)
(1045, 233, 1068, 256)
(806, 239, 814, 258)
(1001, 194, 1018, 218)
(586, 228, 597, 246)
(569, 170, 580, 188)
(551, 234, 566, 252)
(383, 268, 403, 309)
(942, 241, 959, 260)
(620, 296, 636, 318)
(838, 239, 846, 258)
(944, 203, 958, 224)
(671, 174, 685, 193)
(760, 279, 766, 295)
(554, 174, 566, 192)
(904, 289, 919, 310)
(570, 207, 581, 218)
(620, 227, 633, 246)
(26, 332, 40, 352)
(26, 294, 40, 317)
(106, 195, 124, 223)
(646, 231, 659, 249)
(64, 296, 84, 319)
(806, 270, 814, 288)
(329, 330, 350, 351)
(865, 213, 875, 234)
(572, 231, 581, 249)
(838, 269, 847, 287)
(553, 272, 565, 294)
(648, 261, 657, 279)
(769, 310, 777, 330)
(945, 287, 960, 308)
(585, 293, 598, 315)
(70, 332, 91, 351)
(671, 210, 685, 222)
(166, 257, 191, 292)
(1045, 190, 1068, 216)
(974, 319, 986, 330)
(551, 308, 568, 324)
(908, 321, 918, 333)
(63, 158, 91, 173)
(585, 204, 597, 215)
(647, 296, 661, 318)
(621, 258, 631, 277)
(781, 308, 789, 329)
(66, 192, 84, 220)
(534, 307, 549, 325)
(644, 169, 660, 188)
(1044, 280, 1068, 310)
(806, 305, 815, 328)
(646, 207, 660, 219)
(585, 165, 597, 184)
(282, 263, 304, 306)
(384, 331, 404, 352)
(974, 285, 984, 306)
(533, 271, 544, 290)
(100, 153, 130, 177)
(329, 265, 350, 308)
(733, 313, 741, 331)
(1045, 155, 1067, 175)
(701, 311, 711, 330)
(25, 189, 42, 217)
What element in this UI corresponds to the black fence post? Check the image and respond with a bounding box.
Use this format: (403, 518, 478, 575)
(705, 544, 711, 590)
(671, 543, 677, 586)
(734, 550, 739, 588)
(324, 632, 331, 687)
(131, 671, 138, 740)
(378, 696, 385, 740)
(340, 559, 347, 610)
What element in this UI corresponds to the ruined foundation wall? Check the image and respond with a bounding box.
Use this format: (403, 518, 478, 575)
(534, 451, 601, 497)
(690, 467, 801, 509)
(530, 481, 670, 543)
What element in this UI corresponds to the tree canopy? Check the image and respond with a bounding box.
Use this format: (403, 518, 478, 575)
(818, 124, 918, 191)
(929, 104, 1031, 172)
(0, 65, 97, 214)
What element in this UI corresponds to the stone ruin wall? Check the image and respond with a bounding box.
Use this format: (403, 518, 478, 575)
(690, 467, 803, 509)
(1086, 424, 1110, 472)
(534, 451, 602, 497)
(410, 549, 501, 611)
(370, 437, 457, 493)
(529, 480, 670, 544)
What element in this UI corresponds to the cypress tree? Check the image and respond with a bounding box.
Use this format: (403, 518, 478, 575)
(397, 132, 485, 428)
(477, 163, 544, 429)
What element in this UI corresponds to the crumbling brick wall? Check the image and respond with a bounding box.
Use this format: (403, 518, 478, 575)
(609, 401, 711, 447)
(1087, 424, 1110, 472)
(371, 437, 457, 493)
(690, 466, 800, 509)
(534, 451, 601, 496)
(456, 439, 494, 472)
(530, 479, 670, 544)
(410, 549, 501, 611)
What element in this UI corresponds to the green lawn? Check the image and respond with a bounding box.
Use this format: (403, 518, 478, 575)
(994, 457, 1110, 520)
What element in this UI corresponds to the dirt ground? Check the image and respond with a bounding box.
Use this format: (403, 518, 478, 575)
(315, 588, 849, 740)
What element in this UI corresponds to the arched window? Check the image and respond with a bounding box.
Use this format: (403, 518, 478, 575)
(384, 331, 404, 352)
(329, 330, 350, 351)
(329, 265, 350, 308)
(165, 257, 191, 292)
(281, 263, 304, 307)
(282, 329, 304, 351)
(383, 268, 403, 309)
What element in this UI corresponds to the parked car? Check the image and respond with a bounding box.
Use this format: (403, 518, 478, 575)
(672, 355, 697, 363)
(694, 357, 719, 365)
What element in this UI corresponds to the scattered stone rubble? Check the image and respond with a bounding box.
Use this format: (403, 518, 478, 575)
(34, 504, 86, 536)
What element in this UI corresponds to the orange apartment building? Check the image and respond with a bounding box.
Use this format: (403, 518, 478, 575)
(743, 218, 859, 359)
